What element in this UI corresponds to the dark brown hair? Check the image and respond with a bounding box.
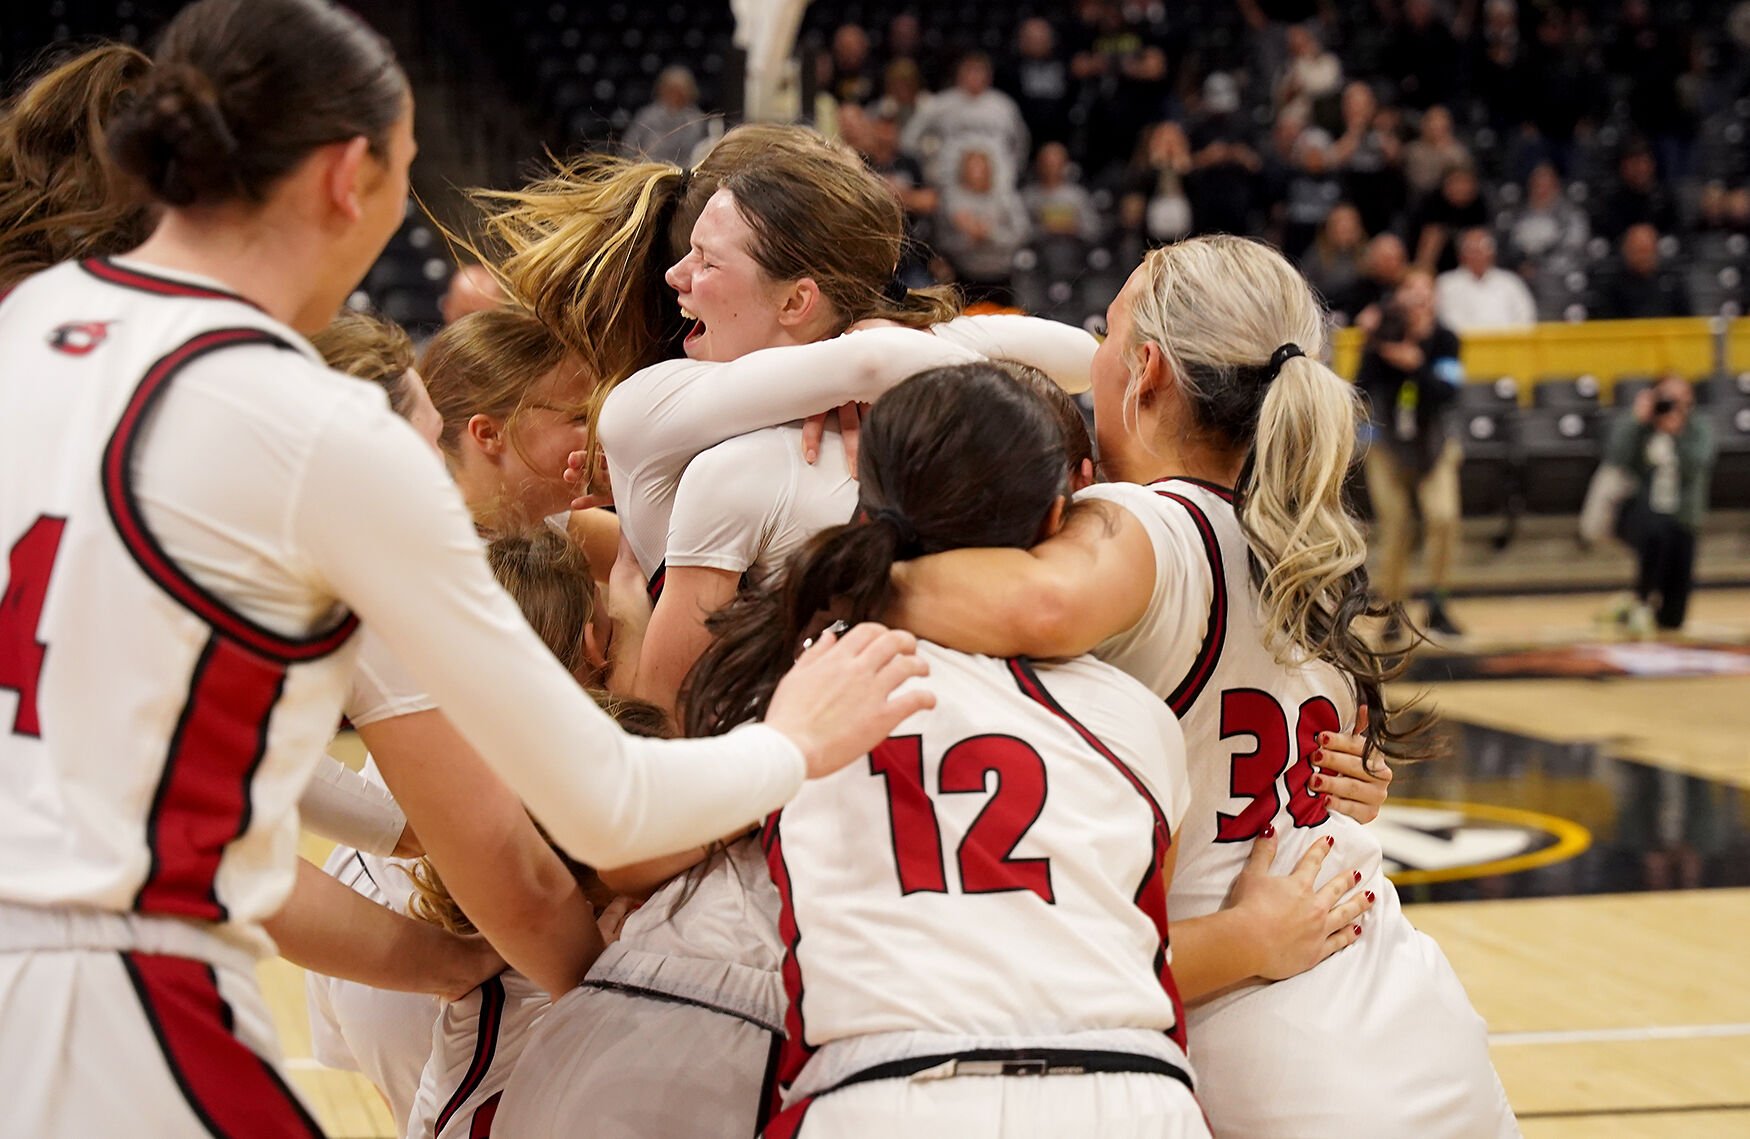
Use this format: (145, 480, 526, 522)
(107, 0, 407, 208)
(991, 359, 1094, 474)
(681, 362, 1067, 737)
(0, 43, 154, 289)
(308, 309, 416, 414)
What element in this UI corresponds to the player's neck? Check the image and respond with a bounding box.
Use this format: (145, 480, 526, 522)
(1103, 431, 1244, 491)
(125, 213, 338, 333)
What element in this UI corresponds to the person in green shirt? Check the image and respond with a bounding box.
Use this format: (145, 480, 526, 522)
(1607, 374, 1716, 632)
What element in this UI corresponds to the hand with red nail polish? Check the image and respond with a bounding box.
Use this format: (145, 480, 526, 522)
(1221, 826, 1373, 982)
(1313, 708, 1394, 825)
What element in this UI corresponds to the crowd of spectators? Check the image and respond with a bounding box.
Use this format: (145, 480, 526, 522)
(622, 0, 1750, 322)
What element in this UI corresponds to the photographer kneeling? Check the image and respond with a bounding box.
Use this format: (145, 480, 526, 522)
(1607, 375, 1715, 634)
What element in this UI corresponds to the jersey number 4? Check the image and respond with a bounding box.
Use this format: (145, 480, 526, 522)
(0, 516, 67, 738)
(871, 734, 1055, 904)
(1215, 688, 1340, 842)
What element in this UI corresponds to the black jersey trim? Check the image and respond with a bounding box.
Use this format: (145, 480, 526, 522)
(1153, 489, 1228, 717)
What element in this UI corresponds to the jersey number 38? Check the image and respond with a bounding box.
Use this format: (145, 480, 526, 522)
(1215, 688, 1340, 842)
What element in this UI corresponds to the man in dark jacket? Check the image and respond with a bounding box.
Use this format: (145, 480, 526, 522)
(1356, 269, 1466, 637)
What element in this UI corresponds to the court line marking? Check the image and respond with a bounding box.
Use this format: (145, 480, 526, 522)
(1518, 1103, 1750, 1120)
(1489, 1022, 1750, 1046)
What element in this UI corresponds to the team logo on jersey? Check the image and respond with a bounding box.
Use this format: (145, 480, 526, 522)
(48, 320, 117, 356)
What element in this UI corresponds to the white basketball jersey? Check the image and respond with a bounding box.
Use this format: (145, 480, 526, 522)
(768, 643, 1191, 1092)
(405, 970, 549, 1139)
(0, 260, 361, 944)
(1079, 478, 1380, 923)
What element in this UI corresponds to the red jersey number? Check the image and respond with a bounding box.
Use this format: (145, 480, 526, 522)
(1214, 689, 1340, 842)
(872, 734, 1056, 904)
(0, 516, 67, 737)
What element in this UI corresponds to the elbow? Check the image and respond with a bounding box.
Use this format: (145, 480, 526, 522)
(1013, 581, 1095, 658)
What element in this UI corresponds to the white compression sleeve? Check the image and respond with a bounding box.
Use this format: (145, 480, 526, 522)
(928, 315, 1099, 395)
(298, 755, 407, 857)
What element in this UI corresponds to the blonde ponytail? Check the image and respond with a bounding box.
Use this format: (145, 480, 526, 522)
(1126, 235, 1431, 762)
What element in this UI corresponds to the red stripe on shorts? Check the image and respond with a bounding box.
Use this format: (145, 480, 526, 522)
(120, 952, 322, 1138)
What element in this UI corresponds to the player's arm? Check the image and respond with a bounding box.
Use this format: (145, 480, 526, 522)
(294, 411, 933, 869)
(635, 566, 741, 715)
(1168, 833, 1374, 1004)
(298, 753, 416, 858)
(597, 328, 983, 473)
(564, 507, 620, 586)
(362, 709, 607, 998)
(887, 501, 1154, 658)
(928, 314, 1098, 394)
(265, 859, 503, 1002)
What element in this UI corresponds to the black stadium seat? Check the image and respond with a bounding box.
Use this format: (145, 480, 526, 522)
(1456, 408, 1515, 516)
(1532, 374, 1602, 409)
(1711, 401, 1750, 509)
(1513, 408, 1605, 514)
(1458, 376, 1521, 412)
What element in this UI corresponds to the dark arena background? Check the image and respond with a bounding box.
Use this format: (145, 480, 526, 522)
(6, 1, 1749, 1134)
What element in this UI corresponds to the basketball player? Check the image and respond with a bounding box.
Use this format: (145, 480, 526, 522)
(0, 4, 930, 1135)
(891, 236, 1520, 1137)
(684, 363, 1358, 1136)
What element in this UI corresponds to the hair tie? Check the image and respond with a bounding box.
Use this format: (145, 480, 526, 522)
(882, 276, 910, 305)
(868, 506, 923, 556)
(1265, 342, 1305, 382)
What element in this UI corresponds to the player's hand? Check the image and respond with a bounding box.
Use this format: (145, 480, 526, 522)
(603, 536, 651, 693)
(1229, 829, 1373, 982)
(800, 401, 869, 473)
(437, 933, 506, 1003)
(1313, 707, 1393, 825)
(764, 622, 935, 780)
(564, 448, 614, 512)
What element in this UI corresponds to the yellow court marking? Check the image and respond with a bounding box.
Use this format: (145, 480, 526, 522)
(1384, 797, 1592, 886)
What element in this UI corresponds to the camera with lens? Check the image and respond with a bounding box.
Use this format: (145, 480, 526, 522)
(1372, 302, 1409, 345)
(1652, 396, 1677, 416)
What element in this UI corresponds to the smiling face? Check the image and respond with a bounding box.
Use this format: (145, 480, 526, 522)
(665, 189, 790, 362)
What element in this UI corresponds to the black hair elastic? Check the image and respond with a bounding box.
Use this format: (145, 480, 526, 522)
(882, 276, 910, 304)
(868, 506, 923, 557)
(1265, 342, 1305, 381)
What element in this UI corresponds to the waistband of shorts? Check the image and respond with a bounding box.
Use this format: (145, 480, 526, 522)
(0, 899, 263, 974)
(788, 1028, 1192, 1103)
(582, 942, 784, 1032)
(817, 1047, 1194, 1102)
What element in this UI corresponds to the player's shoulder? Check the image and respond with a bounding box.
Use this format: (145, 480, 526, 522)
(1028, 652, 1176, 728)
(677, 425, 801, 504)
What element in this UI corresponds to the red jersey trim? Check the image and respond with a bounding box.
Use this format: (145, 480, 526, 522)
(101, 327, 360, 662)
(646, 560, 667, 605)
(133, 633, 288, 921)
(763, 811, 817, 1095)
(120, 951, 324, 1138)
(435, 976, 507, 1137)
(1008, 658, 1188, 1048)
(1153, 489, 1227, 718)
(81, 257, 263, 309)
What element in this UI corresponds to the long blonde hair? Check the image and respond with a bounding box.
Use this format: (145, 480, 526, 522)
(1123, 235, 1424, 760)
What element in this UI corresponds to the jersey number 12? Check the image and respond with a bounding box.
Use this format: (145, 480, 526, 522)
(871, 734, 1056, 904)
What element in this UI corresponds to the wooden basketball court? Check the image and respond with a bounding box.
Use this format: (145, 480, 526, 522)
(267, 588, 1750, 1138)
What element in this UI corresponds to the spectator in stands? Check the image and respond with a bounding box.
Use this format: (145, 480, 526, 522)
(1026, 141, 1101, 245)
(1067, 0, 1172, 173)
(1186, 72, 1262, 236)
(1279, 128, 1343, 260)
(622, 65, 711, 167)
(441, 264, 507, 325)
(901, 52, 1029, 188)
(1607, 375, 1716, 632)
(1594, 143, 1680, 241)
(1386, 0, 1461, 109)
(880, 59, 930, 135)
(882, 11, 938, 89)
(1000, 18, 1075, 152)
(1598, 224, 1694, 319)
(1402, 105, 1470, 202)
(820, 23, 877, 108)
(1331, 81, 1407, 237)
(934, 148, 1030, 305)
(1411, 164, 1488, 274)
(1503, 161, 1590, 272)
(1435, 229, 1538, 330)
(844, 102, 937, 285)
(1471, 0, 1530, 131)
(1118, 123, 1193, 246)
(1275, 22, 1343, 122)
(1301, 203, 1368, 321)
(1611, 0, 1698, 179)
(1697, 181, 1750, 235)
(1349, 231, 1411, 325)
(1356, 269, 1466, 637)
(1525, 7, 1604, 167)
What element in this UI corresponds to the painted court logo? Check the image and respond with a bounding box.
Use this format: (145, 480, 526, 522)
(1376, 799, 1590, 886)
(48, 320, 117, 356)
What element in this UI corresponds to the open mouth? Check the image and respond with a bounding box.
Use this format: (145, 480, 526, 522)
(680, 305, 706, 347)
